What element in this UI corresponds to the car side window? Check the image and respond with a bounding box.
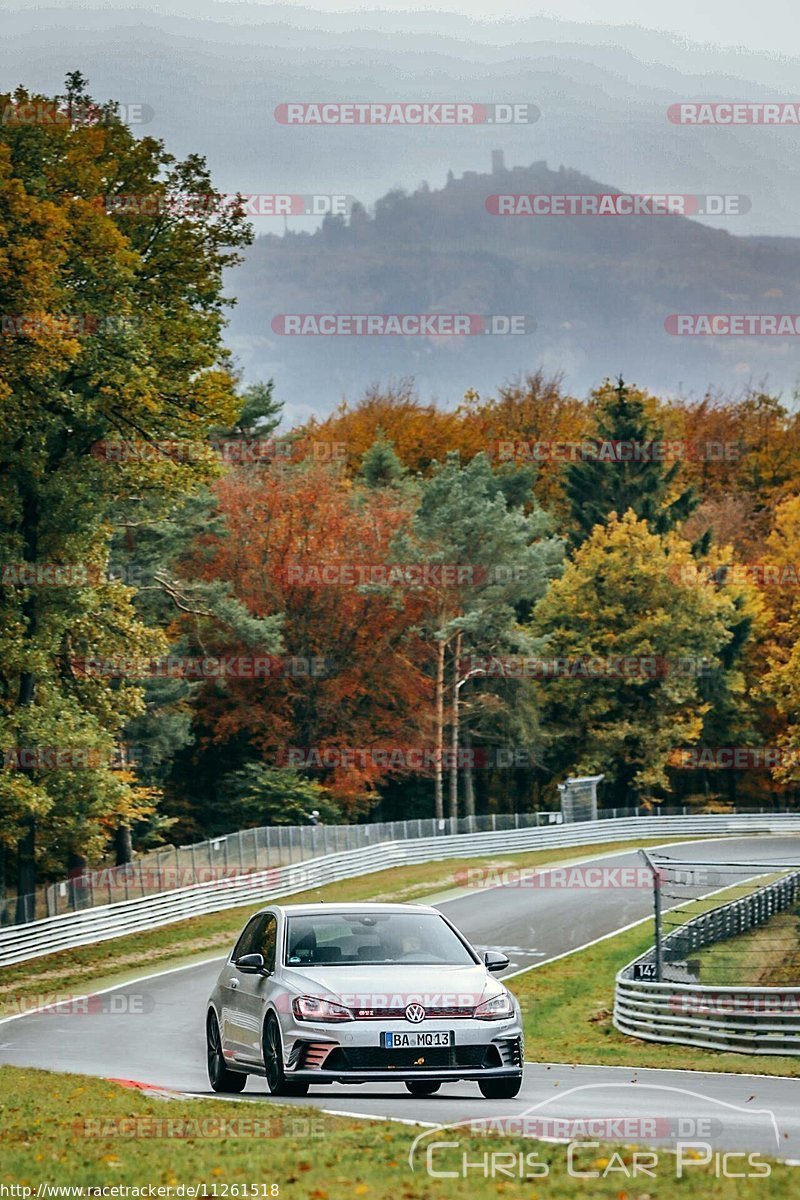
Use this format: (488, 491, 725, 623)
(232, 915, 265, 961)
(259, 915, 278, 973)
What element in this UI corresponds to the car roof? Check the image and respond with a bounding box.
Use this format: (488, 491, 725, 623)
(257, 902, 440, 916)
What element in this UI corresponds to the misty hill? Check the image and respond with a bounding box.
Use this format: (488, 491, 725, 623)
(6, 3, 800, 410)
(5, 3, 800, 239)
(228, 155, 800, 417)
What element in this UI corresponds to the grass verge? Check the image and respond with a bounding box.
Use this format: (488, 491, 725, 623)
(0, 1064, 795, 1196)
(692, 903, 800, 986)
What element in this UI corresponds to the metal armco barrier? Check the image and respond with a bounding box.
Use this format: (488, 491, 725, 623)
(2, 813, 800, 968)
(615, 867, 800, 1055)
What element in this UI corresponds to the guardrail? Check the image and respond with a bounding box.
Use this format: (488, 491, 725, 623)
(40, 809, 578, 921)
(3, 812, 799, 968)
(614, 868, 800, 1055)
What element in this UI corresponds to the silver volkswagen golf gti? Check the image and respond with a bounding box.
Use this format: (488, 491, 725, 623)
(206, 902, 524, 1098)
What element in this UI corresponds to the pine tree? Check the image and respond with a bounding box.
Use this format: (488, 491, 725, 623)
(358, 432, 407, 489)
(565, 377, 697, 545)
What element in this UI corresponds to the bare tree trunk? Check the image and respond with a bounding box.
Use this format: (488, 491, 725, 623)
(463, 728, 476, 818)
(0, 844, 7, 926)
(15, 820, 36, 924)
(15, 479, 39, 924)
(115, 824, 133, 866)
(434, 638, 445, 821)
(449, 633, 461, 821)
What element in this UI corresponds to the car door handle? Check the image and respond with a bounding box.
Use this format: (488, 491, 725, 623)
(228, 978, 239, 989)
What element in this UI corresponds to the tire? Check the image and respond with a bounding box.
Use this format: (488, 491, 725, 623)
(207, 1012, 247, 1093)
(478, 1075, 523, 1100)
(263, 1012, 309, 1096)
(405, 1080, 441, 1097)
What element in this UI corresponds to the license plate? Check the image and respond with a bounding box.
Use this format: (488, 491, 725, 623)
(381, 1030, 454, 1048)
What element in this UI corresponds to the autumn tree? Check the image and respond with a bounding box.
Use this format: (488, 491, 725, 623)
(464, 370, 585, 512)
(760, 497, 800, 789)
(532, 511, 737, 803)
(0, 74, 251, 914)
(302, 380, 485, 476)
(174, 462, 432, 813)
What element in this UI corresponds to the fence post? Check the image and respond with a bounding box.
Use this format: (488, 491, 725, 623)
(641, 850, 663, 982)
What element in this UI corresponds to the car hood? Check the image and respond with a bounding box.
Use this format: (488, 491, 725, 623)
(281, 962, 505, 1009)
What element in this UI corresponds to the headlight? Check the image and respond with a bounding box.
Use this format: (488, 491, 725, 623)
(474, 992, 514, 1020)
(293, 996, 353, 1022)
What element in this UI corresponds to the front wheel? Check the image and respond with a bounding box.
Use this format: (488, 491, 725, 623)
(263, 1013, 309, 1096)
(405, 1080, 441, 1097)
(207, 1012, 247, 1093)
(478, 1075, 523, 1100)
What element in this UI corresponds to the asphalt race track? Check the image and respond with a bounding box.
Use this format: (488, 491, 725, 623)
(2, 836, 799, 1159)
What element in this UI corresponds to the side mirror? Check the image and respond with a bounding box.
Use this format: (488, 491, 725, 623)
(484, 950, 510, 973)
(236, 952, 268, 975)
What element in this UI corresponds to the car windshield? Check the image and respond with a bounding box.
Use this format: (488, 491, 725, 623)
(284, 912, 478, 967)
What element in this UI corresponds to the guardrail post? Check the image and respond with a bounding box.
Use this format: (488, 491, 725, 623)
(641, 850, 663, 982)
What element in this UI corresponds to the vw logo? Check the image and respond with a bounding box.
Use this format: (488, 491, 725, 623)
(405, 1003, 426, 1023)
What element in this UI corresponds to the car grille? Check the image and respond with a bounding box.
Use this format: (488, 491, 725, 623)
(321, 1044, 502, 1071)
(351, 1006, 476, 1019)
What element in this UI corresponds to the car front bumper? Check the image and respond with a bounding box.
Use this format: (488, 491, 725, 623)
(283, 1015, 524, 1083)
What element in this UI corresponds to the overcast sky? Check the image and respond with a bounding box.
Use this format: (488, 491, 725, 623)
(7, 0, 795, 59)
(231, 0, 795, 57)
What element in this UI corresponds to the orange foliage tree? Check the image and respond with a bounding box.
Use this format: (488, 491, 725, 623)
(181, 464, 434, 807)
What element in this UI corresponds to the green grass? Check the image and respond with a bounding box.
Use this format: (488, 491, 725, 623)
(692, 904, 800, 986)
(0, 836, 695, 1018)
(0, 1065, 795, 1197)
